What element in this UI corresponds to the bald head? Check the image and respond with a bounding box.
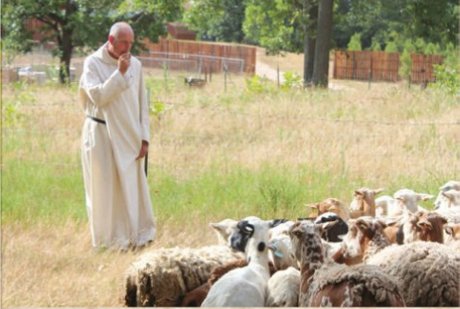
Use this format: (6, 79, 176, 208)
(109, 22, 134, 39)
(107, 22, 134, 59)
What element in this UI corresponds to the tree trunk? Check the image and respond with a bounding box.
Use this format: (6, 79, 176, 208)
(59, 28, 73, 84)
(312, 0, 333, 88)
(58, 0, 77, 84)
(303, 0, 318, 86)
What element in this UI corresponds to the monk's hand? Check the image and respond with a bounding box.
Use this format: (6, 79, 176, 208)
(136, 140, 149, 160)
(118, 52, 131, 75)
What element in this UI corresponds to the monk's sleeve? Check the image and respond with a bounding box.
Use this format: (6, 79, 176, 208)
(80, 58, 130, 107)
(139, 69, 150, 142)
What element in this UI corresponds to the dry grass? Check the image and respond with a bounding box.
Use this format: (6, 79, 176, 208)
(2, 53, 459, 306)
(2, 219, 218, 307)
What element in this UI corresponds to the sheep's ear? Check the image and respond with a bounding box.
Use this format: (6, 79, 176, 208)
(270, 219, 287, 228)
(314, 224, 323, 235)
(417, 220, 432, 231)
(418, 193, 434, 201)
(243, 223, 255, 234)
(444, 225, 454, 235)
(442, 191, 454, 201)
(374, 188, 385, 195)
(289, 222, 303, 237)
(375, 219, 387, 229)
(305, 203, 319, 209)
(356, 219, 369, 232)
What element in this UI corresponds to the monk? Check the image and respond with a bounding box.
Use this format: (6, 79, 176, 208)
(79, 22, 155, 250)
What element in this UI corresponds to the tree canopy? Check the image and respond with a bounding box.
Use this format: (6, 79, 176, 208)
(1, 0, 183, 83)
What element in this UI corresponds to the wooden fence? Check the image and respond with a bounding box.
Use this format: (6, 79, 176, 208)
(334, 50, 443, 83)
(141, 37, 256, 74)
(411, 54, 443, 84)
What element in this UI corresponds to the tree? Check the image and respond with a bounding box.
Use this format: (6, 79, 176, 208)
(243, 0, 304, 54)
(312, 0, 333, 87)
(1, 0, 183, 84)
(183, 0, 246, 42)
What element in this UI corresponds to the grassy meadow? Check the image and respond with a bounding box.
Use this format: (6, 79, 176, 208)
(1, 57, 459, 306)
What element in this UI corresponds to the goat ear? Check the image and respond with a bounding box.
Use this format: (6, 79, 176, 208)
(374, 188, 385, 195)
(354, 190, 362, 196)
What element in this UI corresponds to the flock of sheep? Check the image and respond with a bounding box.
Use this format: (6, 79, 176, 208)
(124, 180, 460, 307)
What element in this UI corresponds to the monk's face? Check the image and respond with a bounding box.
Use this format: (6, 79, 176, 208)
(108, 29, 134, 58)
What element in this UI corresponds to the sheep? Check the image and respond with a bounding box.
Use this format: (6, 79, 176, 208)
(289, 221, 405, 307)
(349, 187, 384, 218)
(201, 217, 272, 307)
(444, 223, 460, 252)
(434, 180, 460, 209)
(306, 198, 350, 221)
(445, 222, 460, 242)
(435, 189, 460, 210)
(265, 266, 300, 307)
(434, 206, 460, 223)
(332, 217, 390, 265)
(124, 245, 243, 307)
(393, 188, 433, 214)
(398, 210, 447, 244)
(180, 258, 248, 307)
(313, 212, 348, 242)
(209, 218, 238, 245)
(375, 195, 401, 217)
(267, 234, 297, 271)
(366, 241, 460, 306)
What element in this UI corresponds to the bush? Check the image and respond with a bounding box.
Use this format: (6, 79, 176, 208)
(430, 64, 459, 96)
(281, 71, 303, 90)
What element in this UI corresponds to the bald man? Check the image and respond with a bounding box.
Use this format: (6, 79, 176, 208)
(79, 22, 155, 250)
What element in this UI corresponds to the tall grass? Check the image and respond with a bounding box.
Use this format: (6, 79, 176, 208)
(2, 75, 459, 225)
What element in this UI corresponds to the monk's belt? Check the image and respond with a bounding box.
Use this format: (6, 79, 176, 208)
(86, 115, 106, 125)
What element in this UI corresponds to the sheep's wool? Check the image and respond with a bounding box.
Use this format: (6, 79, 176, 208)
(366, 241, 460, 306)
(124, 245, 243, 306)
(307, 263, 403, 306)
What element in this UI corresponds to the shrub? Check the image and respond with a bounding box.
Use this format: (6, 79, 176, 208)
(347, 33, 362, 51)
(430, 64, 459, 96)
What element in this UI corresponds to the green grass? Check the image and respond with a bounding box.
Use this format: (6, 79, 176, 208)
(2, 75, 459, 226)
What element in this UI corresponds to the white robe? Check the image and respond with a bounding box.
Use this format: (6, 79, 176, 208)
(79, 43, 155, 249)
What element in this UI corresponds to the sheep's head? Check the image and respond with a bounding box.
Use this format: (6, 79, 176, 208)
(289, 221, 324, 263)
(307, 198, 347, 220)
(349, 187, 383, 216)
(405, 211, 447, 243)
(338, 217, 387, 263)
(445, 223, 460, 242)
(230, 217, 284, 254)
(209, 218, 238, 246)
(314, 212, 348, 242)
(394, 189, 433, 213)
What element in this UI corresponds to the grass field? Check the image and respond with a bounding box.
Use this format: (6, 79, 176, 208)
(1, 58, 459, 306)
